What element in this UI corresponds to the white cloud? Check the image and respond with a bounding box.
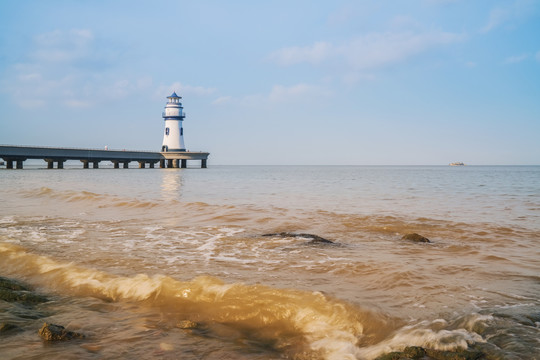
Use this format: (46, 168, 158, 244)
(269, 42, 333, 66)
(424, 0, 460, 4)
(3, 28, 213, 109)
(64, 99, 92, 108)
(2, 29, 168, 109)
(341, 72, 376, 85)
(343, 31, 462, 69)
(32, 29, 94, 63)
(269, 31, 463, 71)
(327, 4, 360, 26)
(212, 83, 331, 106)
(482, 7, 510, 33)
(504, 53, 529, 64)
(158, 82, 216, 97)
(481, 0, 536, 33)
(268, 84, 331, 103)
(212, 96, 233, 105)
(388, 15, 422, 30)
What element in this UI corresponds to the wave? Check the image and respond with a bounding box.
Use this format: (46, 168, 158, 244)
(17, 187, 540, 246)
(0, 242, 489, 359)
(22, 187, 162, 209)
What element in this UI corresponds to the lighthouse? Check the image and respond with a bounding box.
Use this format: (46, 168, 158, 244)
(161, 92, 186, 152)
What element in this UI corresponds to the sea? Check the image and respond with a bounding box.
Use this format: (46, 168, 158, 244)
(1, 165, 539, 359)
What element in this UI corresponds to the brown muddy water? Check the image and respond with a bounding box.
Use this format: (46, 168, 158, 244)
(1, 165, 539, 359)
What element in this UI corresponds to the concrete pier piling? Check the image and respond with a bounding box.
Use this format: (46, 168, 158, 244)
(1, 145, 209, 170)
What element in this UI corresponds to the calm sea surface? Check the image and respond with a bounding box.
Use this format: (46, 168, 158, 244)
(1, 165, 539, 359)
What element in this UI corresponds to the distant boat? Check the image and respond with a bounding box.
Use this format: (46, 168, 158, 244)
(449, 162, 465, 166)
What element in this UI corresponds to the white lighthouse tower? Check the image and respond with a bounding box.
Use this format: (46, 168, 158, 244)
(161, 92, 186, 152)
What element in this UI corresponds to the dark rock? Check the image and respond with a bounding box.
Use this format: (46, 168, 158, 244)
(0, 323, 21, 334)
(0, 276, 48, 304)
(375, 350, 412, 360)
(0, 276, 30, 291)
(262, 232, 334, 244)
(425, 348, 484, 360)
(0, 288, 48, 304)
(38, 323, 85, 341)
(401, 233, 431, 243)
(9, 306, 48, 320)
(177, 320, 198, 329)
(375, 346, 484, 360)
(403, 347, 426, 358)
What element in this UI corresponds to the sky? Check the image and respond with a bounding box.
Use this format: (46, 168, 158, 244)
(1, 0, 539, 165)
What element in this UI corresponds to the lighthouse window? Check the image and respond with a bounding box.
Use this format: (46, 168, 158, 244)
(180, 128, 183, 136)
(165, 127, 170, 135)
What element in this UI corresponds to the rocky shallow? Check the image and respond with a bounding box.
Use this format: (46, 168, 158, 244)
(0, 276, 85, 342)
(1, 275, 496, 359)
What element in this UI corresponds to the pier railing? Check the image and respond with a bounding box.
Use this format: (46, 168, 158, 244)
(0, 145, 209, 169)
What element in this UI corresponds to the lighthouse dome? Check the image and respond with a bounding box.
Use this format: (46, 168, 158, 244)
(167, 92, 181, 99)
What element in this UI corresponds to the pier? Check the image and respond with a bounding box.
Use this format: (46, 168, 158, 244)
(0, 145, 209, 169)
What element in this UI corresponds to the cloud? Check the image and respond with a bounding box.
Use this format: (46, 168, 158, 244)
(2, 29, 214, 109)
(269, 31, 464, 71)
(212, 83, 331, 106)
(212, 96, 233, 105)
(2, 29, 132, 108)
(158, 82, 217, 97)
(327, 4, 360, 26)
(32, 29, 94, 63)
(268, 84, 331, 103)
(424, 0, 460, 4)
(341, 72, 376, 85)
(481, 0, 536, 33)
(270, 42, 333, 66)
(504, 53, 529, 64)
(482, 7, 511, 33)
(4, 60, 152, 109)
(64, 99, 92, 108)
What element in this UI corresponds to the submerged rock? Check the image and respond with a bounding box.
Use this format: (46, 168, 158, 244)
(0, 276, 29, 291)
(0, 323, 22, 334)
(38, 323, 85, 341)
(401, 233, 431, 243)
(0, 276, 48, 304)
(0, 288, 49, 304)
(177, 320, 199, 329)
(262, 232, 334, 244)
(375, 346, 484, 360)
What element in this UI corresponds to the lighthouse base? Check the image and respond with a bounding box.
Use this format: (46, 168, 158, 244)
(160, 151, 209, 169)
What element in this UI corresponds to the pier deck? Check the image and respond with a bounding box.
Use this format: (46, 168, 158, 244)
(0, 145, 209, 169)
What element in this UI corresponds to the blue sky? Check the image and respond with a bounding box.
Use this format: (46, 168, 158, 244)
(1, 0, 539, 165)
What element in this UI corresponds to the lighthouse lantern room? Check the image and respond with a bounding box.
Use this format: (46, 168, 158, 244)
(161, 92, 186, 152)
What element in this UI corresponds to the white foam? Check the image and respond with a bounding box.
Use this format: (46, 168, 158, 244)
(0, 216, 16, 224)
(355, 320, 486, 359)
